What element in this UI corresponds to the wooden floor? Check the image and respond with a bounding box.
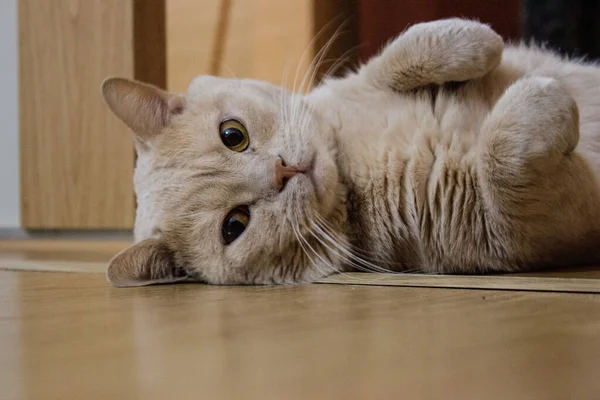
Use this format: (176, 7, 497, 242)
(0, 241, 599, 399)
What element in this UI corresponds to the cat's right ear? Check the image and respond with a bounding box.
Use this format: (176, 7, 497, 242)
(101, 77, 184, 141)
(107, 238, 189, 287)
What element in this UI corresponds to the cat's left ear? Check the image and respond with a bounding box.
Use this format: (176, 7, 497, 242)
(107, 238, 189, 287)
(101, 77, 185, 141)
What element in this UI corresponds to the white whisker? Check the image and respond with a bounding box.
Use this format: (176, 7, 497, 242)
(311, 221, 395, 274)
(312, 213, 423, 274)
(293, 221, 339, 279)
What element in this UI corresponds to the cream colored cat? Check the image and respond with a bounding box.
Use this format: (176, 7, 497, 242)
(102, 18, 600, 287)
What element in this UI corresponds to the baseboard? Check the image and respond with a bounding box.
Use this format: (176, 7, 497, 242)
(0, 228, 133, 241)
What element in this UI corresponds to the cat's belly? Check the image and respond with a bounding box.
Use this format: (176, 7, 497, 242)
(335, 84, 600, 272)
(335, 90, 492, 272)
(316, 52, 600, 273)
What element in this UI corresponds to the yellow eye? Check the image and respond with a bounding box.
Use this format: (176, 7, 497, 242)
(219, 119, 249, 152)
(222, 206, 250, 245)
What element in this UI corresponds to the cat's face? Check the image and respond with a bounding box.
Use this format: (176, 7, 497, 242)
(102, 76, 347, 286)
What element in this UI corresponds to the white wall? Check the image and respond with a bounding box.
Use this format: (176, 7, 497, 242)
(0, 0, 20, 228)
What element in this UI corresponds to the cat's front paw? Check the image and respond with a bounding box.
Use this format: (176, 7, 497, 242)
(402, 18, 504, 80)
(363, 18, 504, 92)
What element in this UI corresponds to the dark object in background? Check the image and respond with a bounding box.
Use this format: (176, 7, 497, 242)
(523, 0, 600, 60)
(313, 0, 360, 81)
(319, 0, 600, 80)
(357, 0, 522, 61)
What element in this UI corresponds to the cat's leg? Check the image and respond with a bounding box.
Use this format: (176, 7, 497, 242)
(479, 77, 579, 205)
(361, 19, 504, 92)
(477, 76, 600, 268)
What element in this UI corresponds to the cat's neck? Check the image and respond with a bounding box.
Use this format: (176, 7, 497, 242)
(309, 83, 423, 270)
(335, 132, 421, 271)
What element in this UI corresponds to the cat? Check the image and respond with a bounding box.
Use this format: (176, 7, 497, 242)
(101, 18, 600, 287)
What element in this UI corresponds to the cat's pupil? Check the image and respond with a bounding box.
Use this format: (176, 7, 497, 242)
(221, 128, 244, 147)
(222, 216, 247, 244)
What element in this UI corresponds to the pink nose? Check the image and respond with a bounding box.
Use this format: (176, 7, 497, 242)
(275, 158, 299, 190)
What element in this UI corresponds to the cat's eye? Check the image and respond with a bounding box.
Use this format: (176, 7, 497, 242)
(222, 205, 250, 245)
(220, 119, 249, 152)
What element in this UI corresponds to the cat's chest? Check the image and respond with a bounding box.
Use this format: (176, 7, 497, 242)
(335, 90, 489, 184)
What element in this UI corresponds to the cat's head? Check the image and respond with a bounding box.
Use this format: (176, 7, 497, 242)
(101, 76, 347, 286)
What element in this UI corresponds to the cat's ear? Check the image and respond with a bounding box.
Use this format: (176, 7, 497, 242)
(107, 238, 189, 287)
(101, 77, 184, 141)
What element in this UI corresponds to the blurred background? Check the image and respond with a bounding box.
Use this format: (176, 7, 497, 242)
(0, 0, 598, 237)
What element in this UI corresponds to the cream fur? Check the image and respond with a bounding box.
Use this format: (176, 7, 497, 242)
(102, 19, 600, 286)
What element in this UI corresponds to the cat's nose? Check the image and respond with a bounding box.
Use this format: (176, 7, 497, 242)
(275, 158, 299, 191)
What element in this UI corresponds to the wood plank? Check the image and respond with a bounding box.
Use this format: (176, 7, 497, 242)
(247, 0, 313, 89)
(1, 269, 599, 399)
(19, 0, 139, 228)
(316, 271, 600, 293)
(0, 240, 131, 253)
(0, 258, 107, 274)
(1, 239, 599, 294)
(165, 0, 220, 91)
(166, 0, 313, 92)
(0, 239, 129, 273)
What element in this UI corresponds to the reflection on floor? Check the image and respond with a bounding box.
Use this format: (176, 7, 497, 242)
(0, 240, 599, 399)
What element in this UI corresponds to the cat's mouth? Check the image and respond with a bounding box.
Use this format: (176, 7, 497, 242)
(306, 154, 317, 183)
(286, 149, 338, 218)
(285, 152, 317, 188)
(301, 153, 320, 196)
